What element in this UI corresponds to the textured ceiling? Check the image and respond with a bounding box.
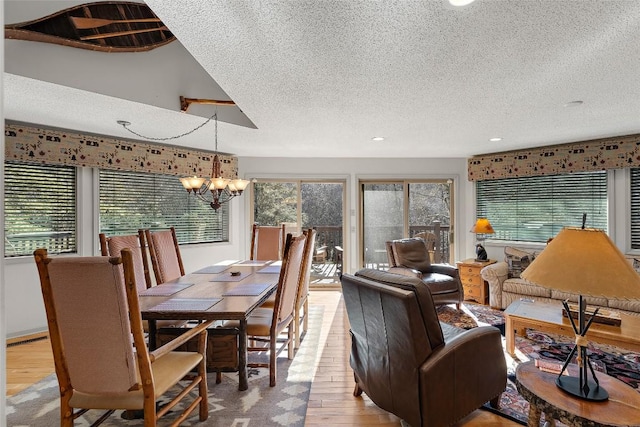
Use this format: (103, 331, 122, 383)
(4, 0, 640, 158)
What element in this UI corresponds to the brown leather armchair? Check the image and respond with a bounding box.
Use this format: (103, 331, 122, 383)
(386, 237, 463, 308)
(341, 268, 506, 427)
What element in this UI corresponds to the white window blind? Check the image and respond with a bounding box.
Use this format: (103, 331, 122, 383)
(476, 171, 607, 243)
(631, 168, 640, 250)
(4, 161, 77, 257)
(100, 170, 229, 244)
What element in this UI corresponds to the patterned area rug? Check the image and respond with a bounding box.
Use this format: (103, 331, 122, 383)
(499, 329, 640, 426)
(437, 304, 640, 426)
(436, 302, 506, 331)
(6, 306, 323, 427)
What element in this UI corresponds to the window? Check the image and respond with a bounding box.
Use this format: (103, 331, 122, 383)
(4, 161, 77, 257)
(100, 170, 229, 244)
(476, 171, 607, 243)
(361, 180, 453, 266)
(631, 168, 640, 250)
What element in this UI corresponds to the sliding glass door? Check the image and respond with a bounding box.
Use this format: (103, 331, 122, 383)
(361, 179, 453, 268)
(252, 180, 345, 286)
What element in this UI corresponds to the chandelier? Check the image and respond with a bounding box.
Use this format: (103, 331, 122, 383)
(179, 108, 250, 211)
(118, 96, 250, 211)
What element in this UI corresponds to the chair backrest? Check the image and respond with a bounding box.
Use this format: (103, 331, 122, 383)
(273, 233, 308, 323)
(386, 237, 432, 273)
(296, 228, 317, 308)
(250, 223, 286, 261)
(145, 227, 185, 284)
(99, 230, 152, 291)
(33, 249, 142, 395)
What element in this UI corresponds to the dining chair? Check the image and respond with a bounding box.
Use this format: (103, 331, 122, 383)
(294, 228, 316, 348)
(414, 231, 437, 263)
(144, 227, 185, 284)
(33, 247, 212, 427)
(99, 230, 152, 290)
(260, 228, 316, 349)
(100, 231, 187, 331)
(225, 232, 308, 386)
(250, 223, 286, 260)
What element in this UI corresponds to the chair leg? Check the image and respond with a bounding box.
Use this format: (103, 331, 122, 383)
(60, 395, 74, 427)
(198, 357, 209, 421)
(216, 371, 222, 384)
(294, 309, 301, 349)
(302, 299, 309, 334)
(489, 394, 501, 409)
(287, 324, 294, 360)
(353, 373, 363, 397)
(269, 333, 277, 387)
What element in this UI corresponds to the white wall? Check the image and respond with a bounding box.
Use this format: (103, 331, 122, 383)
(4, 156, 471, 338)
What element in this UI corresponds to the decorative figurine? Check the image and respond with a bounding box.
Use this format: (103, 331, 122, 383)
(475, 244, 488, 262)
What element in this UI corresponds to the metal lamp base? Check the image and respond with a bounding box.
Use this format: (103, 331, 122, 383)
(556, 376, 609, 401)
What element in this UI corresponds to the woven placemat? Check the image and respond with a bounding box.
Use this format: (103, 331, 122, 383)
(150, 298, 221, 311)
(140, 283, 193, 296)
(222, 283, 274, 296)
(192, 265, 230, 274)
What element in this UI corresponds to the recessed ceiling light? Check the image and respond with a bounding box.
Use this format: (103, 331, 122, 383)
(448, 0, 476, 6)
(489, 137, 503, 142)
(564, 100, 584, 107)
(372, 136, 385, 142)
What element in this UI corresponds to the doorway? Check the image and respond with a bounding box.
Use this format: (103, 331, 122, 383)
(360, 179, 454, 269)
(252, 180, 345, 286)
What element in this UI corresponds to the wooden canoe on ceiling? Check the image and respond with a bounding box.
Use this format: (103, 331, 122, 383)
(5, 1, 175, 53)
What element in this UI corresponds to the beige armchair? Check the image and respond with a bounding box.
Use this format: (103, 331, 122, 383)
(341, 268, 506, 427)
(386, 237, 464, 308)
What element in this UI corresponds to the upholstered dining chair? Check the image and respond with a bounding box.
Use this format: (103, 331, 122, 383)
(414, 231, 437, 263)
(225, 232, 308, 386)
(250, 223, 286, 261)
(386, 237, 464, 308)
(99, 230, 152, 291)
(144, 227, 185, 284)
(33, 248, 212, 427)
(260, 228, 316, 348)
(100, 231, 187, 331)
(294, 228, 316, 348)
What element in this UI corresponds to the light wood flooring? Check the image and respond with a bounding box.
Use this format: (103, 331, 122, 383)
(6, 290, 519, 426)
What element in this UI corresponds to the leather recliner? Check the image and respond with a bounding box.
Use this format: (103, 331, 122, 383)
(341, 268, 506, 427)
(386, 237, 464, 308)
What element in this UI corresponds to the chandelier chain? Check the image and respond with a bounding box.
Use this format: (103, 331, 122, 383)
(119, 112, 217, 141)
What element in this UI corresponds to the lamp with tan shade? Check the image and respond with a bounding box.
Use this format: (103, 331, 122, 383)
(521, 225, 640, 401)
(470, 218, 495, 262)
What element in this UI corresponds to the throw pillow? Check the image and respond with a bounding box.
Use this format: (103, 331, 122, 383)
(504, 246, 536, 278)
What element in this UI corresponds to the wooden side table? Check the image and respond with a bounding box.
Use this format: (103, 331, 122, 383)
(515, 361, 640, 427)
(456, 258, 495, 305)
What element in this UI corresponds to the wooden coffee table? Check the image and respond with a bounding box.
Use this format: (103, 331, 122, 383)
(515, 361, 640, 426)
(504, 299, 640, 357)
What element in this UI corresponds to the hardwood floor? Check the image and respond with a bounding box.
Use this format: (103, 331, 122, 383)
(5, 291, 519, 426)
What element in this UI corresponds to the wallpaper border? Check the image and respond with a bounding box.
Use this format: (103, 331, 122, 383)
(468, 133, 640, 181)
(4, 120, 239, 178)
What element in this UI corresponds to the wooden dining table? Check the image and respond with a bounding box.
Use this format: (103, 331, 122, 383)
(138, 259, 281, 391)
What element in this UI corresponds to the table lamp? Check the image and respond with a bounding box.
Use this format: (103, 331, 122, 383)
(470, 218, 495, 261)
(520, 224, 640, 401)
